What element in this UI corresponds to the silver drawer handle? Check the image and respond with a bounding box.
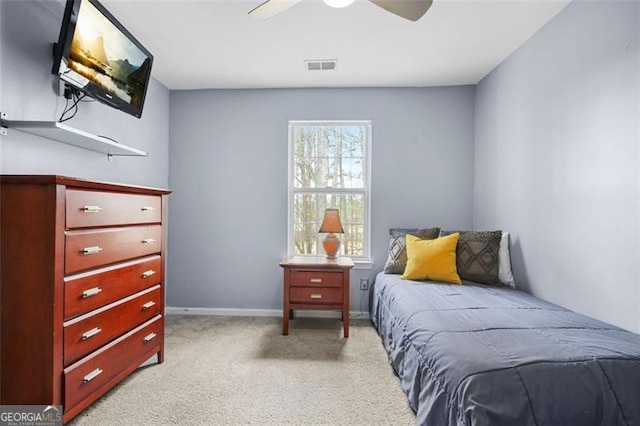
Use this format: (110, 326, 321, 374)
(141, 206, 156, 212)
(310, 278, 322, 283)
(81, 327, 102, 341)
(82, 287, 102, 298)
(83, 368, 103, 383)
(141, 238, 156, 245)
(143, 332, 157, 343)
(141, 270, 156, 279)
(310, 294, 323, 299)
(81, 205, 103, 213)
(142, 301, 156, 311)
(82, 246, 103, 255)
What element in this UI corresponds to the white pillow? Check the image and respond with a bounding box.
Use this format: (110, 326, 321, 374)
(499, 232, 515, 287)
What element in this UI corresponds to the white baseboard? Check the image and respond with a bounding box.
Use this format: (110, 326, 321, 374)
(165, 307, 279, 317)
(165, 306, 370, 320)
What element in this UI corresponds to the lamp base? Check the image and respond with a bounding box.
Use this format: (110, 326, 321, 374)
(322, 233, 341, 259)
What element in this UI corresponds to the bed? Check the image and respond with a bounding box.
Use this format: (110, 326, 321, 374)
(371, 272, 640, 426)
(371, 273, 640, 426)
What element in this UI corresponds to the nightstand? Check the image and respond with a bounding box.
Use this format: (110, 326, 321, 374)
(279, 256, 355, 337)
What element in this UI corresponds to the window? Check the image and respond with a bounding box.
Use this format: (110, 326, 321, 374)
(288, 120, 371, 263)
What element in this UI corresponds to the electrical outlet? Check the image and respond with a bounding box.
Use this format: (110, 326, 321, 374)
(360, 278, 369, 291)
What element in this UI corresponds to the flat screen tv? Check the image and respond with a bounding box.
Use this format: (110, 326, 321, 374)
(52, 0, 153, 119)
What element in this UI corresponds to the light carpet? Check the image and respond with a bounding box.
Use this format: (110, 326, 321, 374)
(69, 315, 416, 425)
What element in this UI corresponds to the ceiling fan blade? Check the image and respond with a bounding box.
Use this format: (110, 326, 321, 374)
(368, 0, 433, 22)
(248, 0, 303, 19)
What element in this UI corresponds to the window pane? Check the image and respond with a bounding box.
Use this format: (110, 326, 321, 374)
(315, 157, 331, 188)
(342, 126, 365, 158)
(341, 157, 364, 189)
(293, 126, 316, 188)
(293, 193, 316, 255)
(293, 123, 366, 189)
(293, 191, 364, 256)
(317, 126, 339, 159)
(342, 193, 364, 224)
(342, 224, 364, 257)
(293, 223, 317, 255)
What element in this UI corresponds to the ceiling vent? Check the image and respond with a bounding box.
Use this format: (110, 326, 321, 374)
(305, 59, 338, 71)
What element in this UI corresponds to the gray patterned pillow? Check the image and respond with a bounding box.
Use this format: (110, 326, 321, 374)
(440, 230, 502, 286)
(384, 227, 440, 274)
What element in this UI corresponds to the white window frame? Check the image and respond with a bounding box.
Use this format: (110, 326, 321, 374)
(287, 120, 373, 268)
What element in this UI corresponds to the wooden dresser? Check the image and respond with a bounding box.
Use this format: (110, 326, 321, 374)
(280, 256, 354, 337)
(0, 175, 171, 423)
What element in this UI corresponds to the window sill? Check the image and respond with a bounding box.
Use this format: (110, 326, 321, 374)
(352, 259, 374, 270)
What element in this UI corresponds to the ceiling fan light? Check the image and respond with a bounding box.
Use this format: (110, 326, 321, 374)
(322, 0, 355, 8)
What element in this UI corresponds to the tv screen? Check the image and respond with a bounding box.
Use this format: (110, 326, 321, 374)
(52, 0, 153, 119)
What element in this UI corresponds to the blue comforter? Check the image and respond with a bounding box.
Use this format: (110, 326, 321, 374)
(371, 272, 640, 426)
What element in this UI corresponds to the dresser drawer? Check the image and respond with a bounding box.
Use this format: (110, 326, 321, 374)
(63, 315, 163, 415)
(65, 225, 162, 274)
(64, 256, 163, 320)
(66, 189, 161, 229)
(63, 286, 162, 366)
(290, 271, 343, 287)
(290, 287, 342, 304)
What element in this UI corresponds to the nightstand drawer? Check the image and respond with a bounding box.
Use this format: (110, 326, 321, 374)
(290, 287, 342, 304)
(290, 271, 342, 287)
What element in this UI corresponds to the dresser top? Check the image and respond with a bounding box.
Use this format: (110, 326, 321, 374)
(1, 175, 171, 195)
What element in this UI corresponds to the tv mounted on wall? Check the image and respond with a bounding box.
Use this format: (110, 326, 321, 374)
(52, 0, 153, 119)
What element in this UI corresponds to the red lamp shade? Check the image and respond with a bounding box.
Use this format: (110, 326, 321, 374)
(319, 209, 344, 259)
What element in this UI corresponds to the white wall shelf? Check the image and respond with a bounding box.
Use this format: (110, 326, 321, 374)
(0, 114, 148, 157)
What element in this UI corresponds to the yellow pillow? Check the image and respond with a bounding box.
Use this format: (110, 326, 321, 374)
(401, 233, 462, 284)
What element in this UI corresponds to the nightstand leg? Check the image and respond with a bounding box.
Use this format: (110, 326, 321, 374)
(283, 269, 290, 335)
(344, 308, 349, 338)
(343, 270, 350, 338)
(283, 311, 289, 335)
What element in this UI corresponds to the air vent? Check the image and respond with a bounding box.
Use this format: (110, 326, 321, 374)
(305, 59, 338, 71)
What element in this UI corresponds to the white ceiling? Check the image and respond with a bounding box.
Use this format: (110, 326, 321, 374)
(102, 0, 570, 90)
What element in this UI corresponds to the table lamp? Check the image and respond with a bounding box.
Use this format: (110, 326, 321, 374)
(319, 208, 344, 259)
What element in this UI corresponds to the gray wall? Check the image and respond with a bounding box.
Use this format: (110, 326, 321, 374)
(168, 87, 475, 311)
(0, 0, 169, 189)
(474, 0, 640, 332)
